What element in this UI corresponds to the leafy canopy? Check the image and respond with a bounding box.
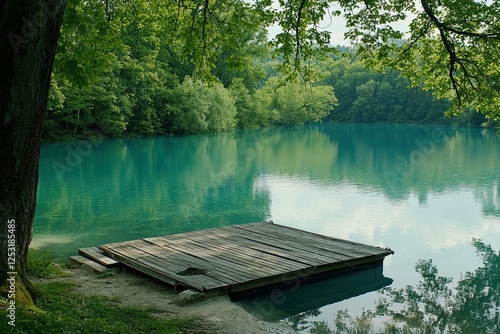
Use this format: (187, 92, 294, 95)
(58, 0, 500, 120)
(263, 0, 500, 119)
(333, 0, 500, 118)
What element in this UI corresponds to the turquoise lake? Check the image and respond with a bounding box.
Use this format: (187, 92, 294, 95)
(34, 123, 500, 332)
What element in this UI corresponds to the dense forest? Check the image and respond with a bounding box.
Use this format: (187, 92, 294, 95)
(43, 1, 492, 141)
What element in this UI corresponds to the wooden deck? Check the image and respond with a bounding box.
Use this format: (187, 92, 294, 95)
(99, 222, 394, 299)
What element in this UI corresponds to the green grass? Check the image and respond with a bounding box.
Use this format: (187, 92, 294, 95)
(27, 249, 69, 278)
(0, 250, 211, 333)
(1, 281, 209, 334)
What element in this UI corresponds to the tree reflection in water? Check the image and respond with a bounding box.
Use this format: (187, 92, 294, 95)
(290, 240, 500, 334)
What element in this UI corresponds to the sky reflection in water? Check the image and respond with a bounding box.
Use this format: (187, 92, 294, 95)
(34, 123, 500, 332)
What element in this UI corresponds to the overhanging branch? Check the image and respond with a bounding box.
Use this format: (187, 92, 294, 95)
(295, 0, 307, 68)
(421, 0, 461, 106)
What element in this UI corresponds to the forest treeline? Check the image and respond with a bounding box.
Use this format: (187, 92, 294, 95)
(44, 1, 491, 140)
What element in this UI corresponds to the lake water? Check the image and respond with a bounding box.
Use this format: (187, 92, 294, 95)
(34, 123, 500, 332)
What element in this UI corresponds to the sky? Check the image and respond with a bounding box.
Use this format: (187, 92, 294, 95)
(266, 5, 350, 46)
(267, 4, 414, 47)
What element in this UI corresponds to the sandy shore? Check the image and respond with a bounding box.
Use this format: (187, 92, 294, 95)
(38, 266, 297, 334)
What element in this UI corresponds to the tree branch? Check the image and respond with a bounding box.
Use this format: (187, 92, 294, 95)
(295, 0, 307, 68)
(174, 0, 182, 32)
(441, 21, 500, 39)
(189, 0, 202, 40)
(105, 0, 111, 22)
(420, 0, 462, 106)
(202, 0, 209, 59)
(399, 20, 431, 58)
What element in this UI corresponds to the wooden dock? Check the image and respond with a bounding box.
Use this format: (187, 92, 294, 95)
(97, 222, 394, 299)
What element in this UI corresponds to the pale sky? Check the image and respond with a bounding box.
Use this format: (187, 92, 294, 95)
(266, 5, 350, 46)
(267, 4, 414, 47)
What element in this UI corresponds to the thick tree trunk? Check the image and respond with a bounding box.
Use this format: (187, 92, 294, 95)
(0, 0, 66, 305)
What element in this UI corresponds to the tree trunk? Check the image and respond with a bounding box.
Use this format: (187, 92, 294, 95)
(0, 0, 66, 305)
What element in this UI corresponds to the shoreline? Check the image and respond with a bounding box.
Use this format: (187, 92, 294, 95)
(35, 266, 297, 334)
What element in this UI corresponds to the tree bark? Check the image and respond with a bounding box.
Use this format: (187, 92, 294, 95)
(0, 0, 66, 304)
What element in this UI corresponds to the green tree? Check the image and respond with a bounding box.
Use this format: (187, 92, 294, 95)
(89, 70, 132, 136)
(167, 77, 209, 134)
(47, 63, 135, 138)
(166, 77, 236, 134)
(212, 27, 268, 89)
(341, 0, 500, 118)
(45, 0, 129, 139)
(320, 54, 452, 124)
(350, 79, 378, 122)
(230, 78, 257, 128)
(205, 82, 237, 132)
(255, 76, 337, 125)
(2, 0, 500, 305)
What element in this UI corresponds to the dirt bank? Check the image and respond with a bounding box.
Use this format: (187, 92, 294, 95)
(37, 267, 297, 334)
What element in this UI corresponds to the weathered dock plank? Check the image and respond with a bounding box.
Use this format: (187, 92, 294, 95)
(69, 255, 108, 273)
(78, 247, 120, 267)
(98, 222, 394, 298)
(236, 223, 382, 257)
(105, 241, 229, 290)
(145, 237, 275, 280)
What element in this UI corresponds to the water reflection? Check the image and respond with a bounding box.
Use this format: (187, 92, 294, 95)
(36, 134, 274, 257)
(34, 124, 500, 327)
(239, 267, 393, 322)
(315, 124, 500, 205)
(260, 175, 496, 254)
(36, 124, 500, 247)
(283, 241, 500, 333)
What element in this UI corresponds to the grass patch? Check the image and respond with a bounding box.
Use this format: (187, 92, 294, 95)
(1, 281, 210, 333)
(27, 249, 69, 278)
(1, 250, 212, 333)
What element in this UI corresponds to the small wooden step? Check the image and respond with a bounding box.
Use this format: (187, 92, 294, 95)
(78, 247, 120, 267)
(69, 255, 108, 273)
